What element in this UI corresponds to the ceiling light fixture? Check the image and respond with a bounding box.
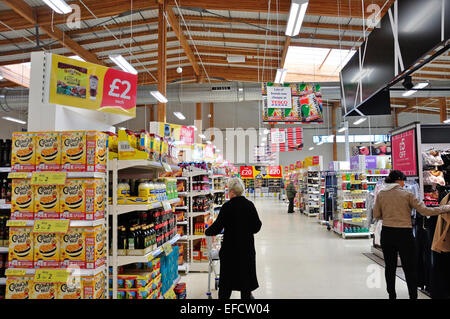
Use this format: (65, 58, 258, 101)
(109, 54, 138, 75)
(402, 82, 429, 97)
(199, 134, 206, 139)
(309, 147, 314, 151)
(42, 0, 72, 14)
(2, 116, 26, 125)
(338, 127, 347, 133)
(444, 119, 450, 124)
(274, 68, 287, 84)
(317, 141, 324, 146)
(353, 118, 367, 125)
(173, 112, 185, 120)
(285, 0, 309, 37)
(150, 91, 168, 103)
(374, 141, 383, 145)
(206, 141, 212, 145)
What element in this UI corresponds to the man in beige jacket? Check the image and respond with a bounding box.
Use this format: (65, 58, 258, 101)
(373, 170, 450, 299)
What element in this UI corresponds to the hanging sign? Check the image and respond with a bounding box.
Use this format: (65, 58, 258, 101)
(296, 161, 302, 169)
(391, 128, 417, 176)
(267, 165, 283, 178)
(240, 166, 254, 179)
(290, 164, 295, 171)
(267, 86, 292, 109)
(180, 126, 195, 145)
(49, 54, 137, 117)
(204, 144, 214, 160)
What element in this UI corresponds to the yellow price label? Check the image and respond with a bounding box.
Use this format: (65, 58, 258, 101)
(147, 253, 155, 262)
(352, 190, 362, 194)
(352, 218, 363, 223)
(353, 209, 364, 213)
(34, 269, 69, 283)
(33, 220, 70, 233)
(7, 220, 29, 227)
(8, 172, 30, 179)
(164, 289, 176, 299)
(31, 172, 66, 185)
(352, 180, 362, 184)
(6, 269, 27, 276)
(162, 242, 173, 255)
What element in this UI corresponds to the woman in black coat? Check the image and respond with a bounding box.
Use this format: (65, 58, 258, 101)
(205, 177, 262, 299)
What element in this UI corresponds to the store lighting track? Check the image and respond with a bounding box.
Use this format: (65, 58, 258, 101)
(42, 0, 72, 14)
(338, 127, 347, 133)
(274, 68, 287, 84)
(353, 118, 367, 125)
(173, 112, 186, 120)
(109, 54, 138, 75)
(150, 91, 168, 103)
(402, 82, 429, 97)
(2, 116, 26, 124)
(285, 0, 309, 37)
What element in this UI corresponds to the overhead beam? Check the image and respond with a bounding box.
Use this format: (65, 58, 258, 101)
(166, 7, 200, 76)
(280, 37, 290, 69)
(2, 0, 102, 65)
(440, 97, 448, 122)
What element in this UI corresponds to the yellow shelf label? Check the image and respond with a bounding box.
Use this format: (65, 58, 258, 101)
(8, 172, 29, 179)
(31, 172, 66, 185)
(352, 218, 363, 223)
(164, 288, 176, 299)
(33, 220, 70, 233)
(34, 269, 69, 283)
(353, 209, 364, 213)
(162, 242, 173, 255)
(352, 190, 362, 194)
(6, 269, 27, 276)
(147, 253, 155, 262)
(6, 220, 28, 227)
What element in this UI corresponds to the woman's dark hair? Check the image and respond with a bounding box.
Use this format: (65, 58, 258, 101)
(385, 170, 407, 183)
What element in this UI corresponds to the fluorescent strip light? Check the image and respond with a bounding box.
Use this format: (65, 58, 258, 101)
(199, 134, 206, 139)
(150, 91, 168, 103)
(109, 54, 138, 75)
(173, 112, 185, 120)
(402, 90, 416, 97)
(444, 119, 450, 124)
(374, 141, 383, 145)
(317, 141, 324, 146)
(309, 147, 314, 151)
(353, 118, 367, 125)
(0, 75, 3, 80)
(42, 0, 72, 14)
(338, 127, 347, 133)
(413, 82, 429, 89)
(274, 69, 287, 84)
(206, 141, 212, 145)
(285, 1, 308, 36)
(2, 116, 26, 124)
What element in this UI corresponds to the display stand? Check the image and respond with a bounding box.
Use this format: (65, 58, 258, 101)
(305, 169, 321, 217)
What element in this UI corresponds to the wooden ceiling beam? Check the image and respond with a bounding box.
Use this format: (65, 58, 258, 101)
(289, 41, 354, 50)
(2, 0, 102, 65)
(280, 37, 290, 69)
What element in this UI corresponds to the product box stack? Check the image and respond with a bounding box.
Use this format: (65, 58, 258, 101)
(160, 245, 179, 298)
(5, 131, 108, 299)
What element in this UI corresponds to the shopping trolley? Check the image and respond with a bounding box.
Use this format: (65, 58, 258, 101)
(206, 234, 222, 299)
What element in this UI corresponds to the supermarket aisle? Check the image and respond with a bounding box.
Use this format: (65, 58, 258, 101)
(182, 198, 428, 299)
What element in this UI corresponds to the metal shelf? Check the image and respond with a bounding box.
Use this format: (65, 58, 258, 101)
(0, 203, 11, 209)
(182, 171, 210, 178)
(177, 221, 188, 225)
(187, 212, 210, 217)
(6, 219, 106, 228)
(4, 265, 106, 277)
(109, 198, 180, 215)
(212, 189, 226, 193)
(0, 167, 11, 173)
(0, 247, 8, 253)
(175, 206, 188, 210)
(188, 190, 211, 197)
(178, 263, 189, 272)
(0, 278, 6, 285)
(9, 172, 106, 179)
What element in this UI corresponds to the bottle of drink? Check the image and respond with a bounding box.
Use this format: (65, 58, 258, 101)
(0, 140, 4, 166)
(6, 180, 11, 203)
(127, 227, 135, 250)
(5, 139, 11, 167)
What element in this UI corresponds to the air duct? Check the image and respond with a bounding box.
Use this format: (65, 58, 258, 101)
(0, 88, 29, 113)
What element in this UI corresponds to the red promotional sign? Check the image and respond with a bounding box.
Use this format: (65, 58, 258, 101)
(180, 126, 194, 145)
(312, 156, 320, 166)
(290, 164, 295, 170)
(391, 129, 417, 176)
(284, 166, 289, 173)
(101, 68, 137, 111)
(296, 161, 302, 168)
(240, 166, 254, 179)
(268, 165, 283, 178)
(204, 144, 214, 159)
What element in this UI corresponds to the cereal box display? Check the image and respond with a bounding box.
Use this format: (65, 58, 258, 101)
(86, 131, 107, 172)
(57, 281, 83, 299)
(8, 227, 33, 268)
(11, 179, 34, 220)
(61, 131, 86, 171)
(34, 185, 60, 219)
(60, 225, 105, 269)
(34, 232, 60, 268)
(35, 132, 61, 171)
(11, 132, 35, 172)
(30, 282, 57, 299)
(82, 272, 105, 299)
(5, 276, 33, 299)
(60, 179, 103, 220)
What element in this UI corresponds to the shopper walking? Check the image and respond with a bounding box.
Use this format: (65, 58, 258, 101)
(205, 177, 262, 299)
(286, 181, 296, 214)
(373, 170, 450, 299)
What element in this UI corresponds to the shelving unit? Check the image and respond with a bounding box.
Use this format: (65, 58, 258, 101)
(305, 170, 321, 217)
(109, 159, 181, 298)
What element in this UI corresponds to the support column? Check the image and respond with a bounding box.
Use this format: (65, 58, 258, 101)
(394, 111, 399, 128)
(332, 102, 338, 161)
(440, 97, 447, 123)
(209, 102, 214, 141)
(195, 103, 202, 143)
(149, 105, 155, 122)
(157, 0, 167, 123)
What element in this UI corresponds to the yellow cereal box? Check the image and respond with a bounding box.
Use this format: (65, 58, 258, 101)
(60, 225, 104, 269)
(35, 132, 61, 171)
(82, 272, 105, 299)
(8, 227, 33, 268)
(60, 179, 103, 220)
(30, 282, 57, 299)
(34, 185, 60, 219)
(11, 132, 35, 172)
(60, 228, 84, 269)
(11, 179, 34, 220)
(5, 276, 33, 299)
(57, 281, 83, 299)
(61, 131, 86, 171)
(86, 131, 107, 172)
(94, 179, 105, 220)
(34, 232, 60, 268)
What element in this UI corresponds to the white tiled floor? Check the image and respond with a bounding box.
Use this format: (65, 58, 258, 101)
(181, 198, 429, 299)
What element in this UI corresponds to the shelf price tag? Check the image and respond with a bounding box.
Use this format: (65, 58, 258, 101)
(162, 200, 172, 212)
(33, 220, 70, 233)
(6, 220, 29, 227)
(352, 190, 362, 194)
(162, 242, 173, 255)
(353, 209, 364, 213)
(352, 218, 363, 223)
(8, 172, 30, 179)
(147, 253, 155, 262)
(164, 289, 176, 299)
(34, 269, 70, 283)
(6, 269, 27, 276)
(31, 172, 66, 185)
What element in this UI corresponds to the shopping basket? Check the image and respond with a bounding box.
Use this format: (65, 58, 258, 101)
(205, 235, 222, 299)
